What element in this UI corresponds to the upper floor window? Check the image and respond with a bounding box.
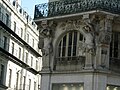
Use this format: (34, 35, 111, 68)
(8, 69, 12, 87)
(31, 56, 33, 67)
(11, 42, 14, 55)
(20, 28, 23, 38)
(26, 34, 29, 43)
(32, 38, 34, 47)
(6, 13, 9, 26)
(57, 31, 85, 59)
(18, 47, 21, 59)
(0, 64, 4, 84)
(25, 52, 28, 63)
(14, 21, 16, 32)
(55, 31, 85, 70)
(3, 36, 7, 50)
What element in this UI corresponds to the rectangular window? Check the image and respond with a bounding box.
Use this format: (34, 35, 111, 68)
(8, 69, 12, 87)
(0, 64, 4, 84)
(14, 21, 16, 32)
(6, 13, 9, 26)
(18, 47, 21, 59)
(25, 52, 28, 63)
(21, 28, 23, 38)
(23, 76, 26, 90)
(31, 56, 33, 67)
(3, 36, 7, 50)
(27, 34, 29, 43)
(11, 42, 14, 54)
(32, 38, 34, 47)
(28, 79, 31, 90)
(36, 60, 38, 70)
(34, 82, 36, 90)
(16, 72, 19, 89)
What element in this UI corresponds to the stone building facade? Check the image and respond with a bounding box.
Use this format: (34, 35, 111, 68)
(0, 0, 42, 90)
(34, 0, 120, 90)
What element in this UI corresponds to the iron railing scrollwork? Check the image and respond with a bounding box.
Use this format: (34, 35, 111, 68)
(34, 0, 120, 19)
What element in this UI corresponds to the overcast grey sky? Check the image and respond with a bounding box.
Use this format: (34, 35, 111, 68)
(21, 0, 48, 18)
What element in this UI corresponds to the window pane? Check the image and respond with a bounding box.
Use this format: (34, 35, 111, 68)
(0, 64, 4, 84)
(73, 32, 77, 56)
(62, 35, 66, 56)
(68, 32, 72, 56)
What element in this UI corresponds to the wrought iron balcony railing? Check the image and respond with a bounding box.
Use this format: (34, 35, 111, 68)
(34, 0, 120, 19)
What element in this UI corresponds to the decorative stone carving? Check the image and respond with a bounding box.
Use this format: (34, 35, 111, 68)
(38, 20, 56, 56)
(60, 20, 81, 30)
(81, 14, 98, 55)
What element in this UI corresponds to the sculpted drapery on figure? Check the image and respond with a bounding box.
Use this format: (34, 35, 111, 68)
(38, 20, 53, 56)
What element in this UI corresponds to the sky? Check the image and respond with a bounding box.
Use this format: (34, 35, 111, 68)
(21, 0, 48, 18)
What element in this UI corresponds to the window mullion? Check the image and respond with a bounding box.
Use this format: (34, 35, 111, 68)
(60, 38, 63, 57)
(71, 32, 74, 57)
(65, 33, 69, 57)
(76, 32, 79, 56)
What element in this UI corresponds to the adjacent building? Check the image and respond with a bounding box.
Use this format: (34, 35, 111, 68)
(0, 0, 42, 90)
(34, 0, 120, 90)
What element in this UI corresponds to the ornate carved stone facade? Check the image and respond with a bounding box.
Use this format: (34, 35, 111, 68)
(35, 0, 120, 89)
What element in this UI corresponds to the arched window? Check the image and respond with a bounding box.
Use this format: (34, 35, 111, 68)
(55, 31, 85, 71)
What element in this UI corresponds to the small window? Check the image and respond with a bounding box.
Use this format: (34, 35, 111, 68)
(8, 69, 12, 87)
(3, 36, 7, 50)
(18, 47, 21, 59)
(0, 64, 4, 84)
(16, 72, 19, 89)
(21, 28, 23, 38)
(26, 34, 29, 43)
(34, 82, 36, 90)
(25, 52, 28, 63)
(6, 13, 9, 26)
(31, 56, 33, 67)
(11, 42, 14, 54)
(14, 21, 16, 32)
(32, 38, 34, 47)
(28, 79, 31, 90)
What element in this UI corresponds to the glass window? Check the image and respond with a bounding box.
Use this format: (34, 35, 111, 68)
(14, 21, 16, 32)
(8, 69, 12, 87)
(23, 76, 26, 90)
(25, 52, 28, 63)
(16, 72, 19, 89)
(28, 79, 31, 90)
(6, 13, 9, 26)
(57, 31, 85, 58)
(21, 28, 23, 38)
(27, 34, 29, 43)
(3, 36, 7, 50)
(36, 60, 38, 70)
(18, 47, 21, 59)
(31, 56, 33, 67)
(11, 42, 14, 54)
(0, 64, 4, 84)
(34, 82, 36, 90)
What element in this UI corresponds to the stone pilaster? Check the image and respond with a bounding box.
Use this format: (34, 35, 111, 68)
(96, 15, 113, 69)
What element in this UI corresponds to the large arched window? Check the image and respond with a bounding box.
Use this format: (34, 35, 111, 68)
(55, 31, 85, 71)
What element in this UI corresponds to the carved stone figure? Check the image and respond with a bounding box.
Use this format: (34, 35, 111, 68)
(40, 28, 53, 56)
(81, 19, 96, 54)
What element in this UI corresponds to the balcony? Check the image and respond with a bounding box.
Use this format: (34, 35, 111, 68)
(34, 0, 120, 19)
(54, 56, 85, 71)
